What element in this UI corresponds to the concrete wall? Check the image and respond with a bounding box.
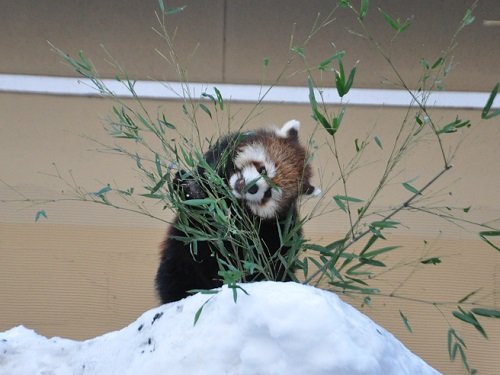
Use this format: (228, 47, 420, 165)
(1, 1, 499, 373)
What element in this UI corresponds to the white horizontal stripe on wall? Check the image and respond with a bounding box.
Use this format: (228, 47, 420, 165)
(0, 74, 498, 109)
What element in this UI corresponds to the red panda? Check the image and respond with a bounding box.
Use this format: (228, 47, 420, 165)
(155, 120, 320, 303)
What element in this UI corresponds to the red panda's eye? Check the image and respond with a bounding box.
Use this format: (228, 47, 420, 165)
(259, 166, 267, 175)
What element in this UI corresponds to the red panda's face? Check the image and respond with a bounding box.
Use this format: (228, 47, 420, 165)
(228, 120, 320, 219)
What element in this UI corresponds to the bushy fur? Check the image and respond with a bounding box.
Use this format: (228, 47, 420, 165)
(155, 120, 319, 303)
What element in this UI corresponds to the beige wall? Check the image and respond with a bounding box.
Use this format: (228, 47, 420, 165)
(1, 1, 500, 374)
(0, 0, 498, 90)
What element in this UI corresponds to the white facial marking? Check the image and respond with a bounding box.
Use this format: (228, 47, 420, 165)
(234, 144, 266, 169)
(245, 188, 283, 219)
(229, 174, 241, 198)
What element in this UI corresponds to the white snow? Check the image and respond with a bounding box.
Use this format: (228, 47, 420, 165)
(0, 282, 440, 375)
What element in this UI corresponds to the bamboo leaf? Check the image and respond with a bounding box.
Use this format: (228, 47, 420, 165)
(431, 57, 444, 69)
(334, 195, 365, 203)
(199, 103, 212, 119)
(214, 87, 224, 110)
(437, 117, 471, 134)
(182, 198, 215, 206)
(93, 185, 112, 196)
(371, 220, 399, 229)
(399, 310, 413, 333)
(150, 173, 170, 194)
(374, 135, 383, 149)
(344, 65, 357, 94)
(363, 245, 401, 258)
(35, 210, 48, 222)
(458, 289, 481, 304)
(462, 8, 475, 26)
(359, 0, 369, 21)
(291, 46, 305, 59)
(155, 153, 162, 176)
(479, 230, 500, 251)
(481, 82, 500, 119)
(360, 257, 386, 267)
(421, 257, 442, 265)
(333, 196, 347, 212)
(402, 181, 421, 195)
(379, 8, 399, 30)
(453, 307, 488, 338)
(471, 308, 500, 319)
(166, 5, 187, 15)
(318, 50, 346, 71)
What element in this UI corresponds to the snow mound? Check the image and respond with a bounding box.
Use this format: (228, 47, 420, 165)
(0, 282, 440, 375)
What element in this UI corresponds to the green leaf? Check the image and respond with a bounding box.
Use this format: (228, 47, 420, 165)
(399, 310, 413, 333)
(335, 61, 346, 97)
(374, 135, 383, 149)
(263, 57, 270, 67)
(354, 138, 365, 152)
(479, 230, 500, 251)
(419, 58, 430, 70)
(193, 298, 212, 326)
(379, 8, 399, 30)
(458, 289, 481, 304)
(214, 87, 224, 110)
(378, 8, 412, 33)
(462, 8, 475, 26)
(291, 46, 305, 59)
(363, 245, 401, 258)
(398, 18, 413, 33)
(334, 195, 364, 203)
(166, 5, 187, 15)
(155, 154, 162, 176)
(334, 196, 347, 212)
(201, 92, 216, 105)
(339, 0, 350, 8)
(329, 280, 379, 294)
(94, 185, 112, 196)
(199, 103, 212, 119)
(371, 220, 399, 229)
(431, 57, 444, 69)
(318, 50, 346, 71)
(437, 117, 471, 134)
(35, 210, 48, 222)
(182, 198, 215, 206)
(420, 257, 442, 265)
(453, 307, 488, 338)
(150, 173, 169, 194)
(331, 107, 345, 135)
(158, 0, 165, 13)
(402, 181, 421, 195)
(159, 114, 176, 130)
(334, 195, 363, 213)
(344, 65, 357, 94)
(360, 257, 386, 267)
(359, 0, 369, 20)
(481, 82, 500, 119)
(471, 308, 500, 319)
(421, 257, 441, 265)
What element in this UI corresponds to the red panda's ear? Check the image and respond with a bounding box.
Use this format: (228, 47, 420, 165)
(302, 182, 321, 197)
(275, 119, 300, 140)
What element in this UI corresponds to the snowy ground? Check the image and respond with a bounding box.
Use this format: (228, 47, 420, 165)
(0, 282, 440, 375)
